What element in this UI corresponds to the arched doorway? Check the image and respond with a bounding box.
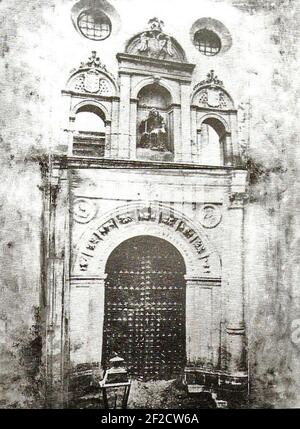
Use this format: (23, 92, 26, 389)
(102, 235, 186, 380)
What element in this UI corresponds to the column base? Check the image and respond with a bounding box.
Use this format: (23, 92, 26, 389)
(184, 366, 248, 406)
(68, 362, 104, 408)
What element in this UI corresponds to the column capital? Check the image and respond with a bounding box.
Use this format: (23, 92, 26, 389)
(185, 276, 221, 287)
(229, 192, 249, 209)
(226, 325, 245, 336)
(70, 275, 107, 288)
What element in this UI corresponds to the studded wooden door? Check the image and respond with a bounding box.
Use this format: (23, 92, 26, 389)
(102, 235, 186, 380)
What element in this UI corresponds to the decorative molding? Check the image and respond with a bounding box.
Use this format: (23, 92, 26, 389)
(185, 276, 221, 286)
(195, 70, 224, 89)
(77, 51, 109, 74)
(226, 327, 245, 336)
(70, 275, 107, 287)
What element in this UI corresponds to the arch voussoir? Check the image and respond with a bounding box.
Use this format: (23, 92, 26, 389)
(72, 202, 221, 280)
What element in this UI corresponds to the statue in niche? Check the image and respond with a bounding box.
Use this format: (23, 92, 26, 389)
(138, 108, 168, 151)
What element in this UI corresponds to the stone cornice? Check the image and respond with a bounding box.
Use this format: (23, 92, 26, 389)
(117, 53, 195, 73)
(61, 90, 120, 103)
(38, 155, 247, 172)
(190, 104, 237, 114)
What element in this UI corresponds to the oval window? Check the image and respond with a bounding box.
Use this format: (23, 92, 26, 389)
(193, 29, 221, 56)
(77, 9, 112, 41)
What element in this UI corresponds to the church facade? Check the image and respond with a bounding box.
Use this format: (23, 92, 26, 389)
(41, 15, 249, 405)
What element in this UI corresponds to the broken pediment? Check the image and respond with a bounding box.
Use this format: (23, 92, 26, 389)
(66, 51, 118, 96)
(193, 70, 234, 110)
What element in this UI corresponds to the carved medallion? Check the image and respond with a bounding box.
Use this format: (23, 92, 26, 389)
(84, 69, 100, 93)
(199, 205, 222, 229)
(207, 88, 221, 108)
(73, 198, 97, 224)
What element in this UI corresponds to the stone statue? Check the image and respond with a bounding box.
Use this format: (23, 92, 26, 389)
(138, 108, 168, 151)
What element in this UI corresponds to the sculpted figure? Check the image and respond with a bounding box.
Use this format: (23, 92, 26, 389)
(139, 108, 168, 151)
(138, 32, 150, 53)
(158, 35, 174, 58)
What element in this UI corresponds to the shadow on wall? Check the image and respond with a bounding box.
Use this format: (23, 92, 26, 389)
(0, 307, 44, 409)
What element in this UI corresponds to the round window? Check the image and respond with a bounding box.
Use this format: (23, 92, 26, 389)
(193, 29, 221, 56)
(78, 9, 112, 41)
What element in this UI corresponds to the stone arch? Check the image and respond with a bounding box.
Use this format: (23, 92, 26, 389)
(71, 99, 110, 121)
(72, 202, 222, 279)
(132, 77, 179, 104)
(198, 112, 230, 133)
(196, 113, 230, 166)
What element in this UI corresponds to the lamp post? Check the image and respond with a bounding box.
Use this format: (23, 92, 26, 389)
(99, 356, 131, 409)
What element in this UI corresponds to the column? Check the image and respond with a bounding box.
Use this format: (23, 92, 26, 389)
(104, 120, 112, 158)
(180, 83, 192, 162)
(118, 73, 131, 158)
(67, 116, 75, 156)
(225, 193, 247, 374)
(190, 106, 198, 162)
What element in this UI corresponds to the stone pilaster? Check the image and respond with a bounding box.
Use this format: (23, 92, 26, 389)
(110, 97, 120, 158)
(39, 165, 70, 407)
(118, 73, 131, 158)
(190, 106, 198, 161)
(180, 83, 192, 162)
(225, 192, 248, 374)
(69, 276, 107, 366)
(186, 277, 221, 367)
(173, 104, 181, 162)
(129, 98, 138, 159)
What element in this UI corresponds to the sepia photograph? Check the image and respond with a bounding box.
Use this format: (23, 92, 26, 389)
(0, 0, 299, 415)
